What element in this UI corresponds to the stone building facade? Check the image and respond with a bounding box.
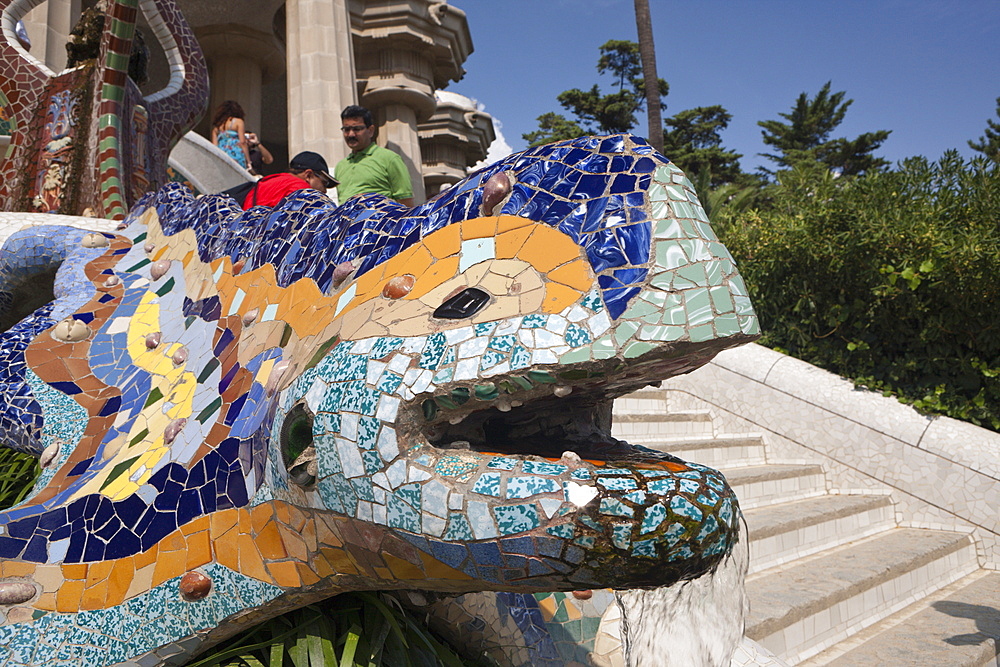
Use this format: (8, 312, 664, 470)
(18, 0, 495, 203)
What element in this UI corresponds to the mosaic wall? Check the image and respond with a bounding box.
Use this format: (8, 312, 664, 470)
(0, 133, 758, 665)
(0, 0, 207, 218)
(0, 89, 14, 160)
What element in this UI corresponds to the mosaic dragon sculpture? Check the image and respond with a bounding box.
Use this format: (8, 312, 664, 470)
(0, 0, 207, 218)
(0, 134, 760, 665)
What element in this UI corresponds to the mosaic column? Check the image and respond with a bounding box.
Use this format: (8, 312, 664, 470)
(285, 0, 356, 166)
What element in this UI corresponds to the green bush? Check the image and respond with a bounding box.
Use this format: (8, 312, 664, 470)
(714, 152, 1000, 430)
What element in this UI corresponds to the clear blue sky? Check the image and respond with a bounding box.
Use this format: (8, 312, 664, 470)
(449, 0, 1000, 173)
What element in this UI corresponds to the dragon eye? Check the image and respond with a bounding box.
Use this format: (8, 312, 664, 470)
(280, 403, 315, 487)
(433, 287, 491, 320)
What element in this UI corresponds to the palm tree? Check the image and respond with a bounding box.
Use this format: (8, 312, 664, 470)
(634, 0, 663, 152)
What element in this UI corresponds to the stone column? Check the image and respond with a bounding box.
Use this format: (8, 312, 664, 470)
(21, 0, 80, 73)
(196, 25, 284, 137)
(285, 0, 356, 166)
(208, 56, 264, 132)
(418, 91, 496, 196)
(350, 1, 474, 205)
(373, 100, 430, 203)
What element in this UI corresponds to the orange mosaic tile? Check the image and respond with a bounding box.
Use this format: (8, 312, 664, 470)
(317, 546, 360, 576)
(84, 560, 115, 590)
(495, 226, 534, 259)
(35, 592, 57, 612)
(496, 215, 532, 233)
(383, 553, 426, 580)
(279, 530, 309, 563)
(130, 546, 158, 571)
(151, 548, 188, 588)
(548, 259, 593, 290)
(55, 579, 84, 613)
(537, 594, 558, 621)
(105, 559, 134, 607)
(1, 561, 39, 578)
(419, 259, 470, 301)
(213, 532, 239, 572)
(462, 216, 497, 240)
(253, 521, 288, 561)
(422, 223, 460, 258)
(250, 505, 273, 533)
(543, 283, 587, 313)
(235, 534, 270, 583)
(265, 560, 302, 588)
(184, 531, 213, 571)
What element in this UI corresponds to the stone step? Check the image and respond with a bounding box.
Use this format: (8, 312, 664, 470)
(612, 390, 670, 414)
(640, 434, 767, 468)
(723, 464, 828, 510)
(746, 528, 979, 664)
(744, 494, 896, 574)
(800, 570, 1000, 666)
(612, 410, 715, 439)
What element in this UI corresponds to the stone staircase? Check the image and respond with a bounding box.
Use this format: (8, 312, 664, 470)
(613, 388, 1000, 666)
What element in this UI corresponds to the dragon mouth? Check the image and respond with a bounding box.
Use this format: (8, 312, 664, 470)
(408, 371, 663, 464)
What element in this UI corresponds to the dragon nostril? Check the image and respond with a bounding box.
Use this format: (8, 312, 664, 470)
(433, 287, 491, 320)
(281, 403, 316, 487)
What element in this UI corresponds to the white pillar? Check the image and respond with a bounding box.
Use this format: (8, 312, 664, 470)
(377, 103, 426, 203)
(22, 0, 80, 73)
(209, 56, 264, 134)
(285, 0, 356, 166)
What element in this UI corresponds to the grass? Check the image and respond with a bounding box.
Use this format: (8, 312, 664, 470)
(0, 446, 40, 510)
(185, 592, 478, 667)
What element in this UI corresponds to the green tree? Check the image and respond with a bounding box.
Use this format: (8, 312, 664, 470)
(662, 105, 743, 187)
(969, 96, 1000, 162)
(524, 40, 667, 147)
(714, 151, 1000, 431)
(522, 112, 588, 147)
(758, 81, 890, 176)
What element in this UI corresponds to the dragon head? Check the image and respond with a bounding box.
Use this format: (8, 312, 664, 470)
(0, 134, 757, 663)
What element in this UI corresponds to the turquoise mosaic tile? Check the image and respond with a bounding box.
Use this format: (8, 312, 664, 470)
(521, 461, 569, 476)
(546, 524, 575, 539)
(487, 457, 518, 471)
(472, 473, 503, 497)
(596, 477, 638, 491)
(599, 497, 634, 517)
(670, 495, 704, 522)
(493, 504, 540, 535)
(443, 513, 475, 541)
(506, 476, 561, 499)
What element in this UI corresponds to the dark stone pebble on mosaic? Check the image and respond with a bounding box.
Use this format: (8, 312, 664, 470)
(179, 571, 211, 601)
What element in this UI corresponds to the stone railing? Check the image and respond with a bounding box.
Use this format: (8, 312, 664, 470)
(663, 342, 1000, 568)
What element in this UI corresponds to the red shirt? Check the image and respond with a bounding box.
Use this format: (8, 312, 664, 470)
(241, 173, 311, 209)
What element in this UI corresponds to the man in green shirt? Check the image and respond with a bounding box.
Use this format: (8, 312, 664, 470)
(334, 105, 414, 206)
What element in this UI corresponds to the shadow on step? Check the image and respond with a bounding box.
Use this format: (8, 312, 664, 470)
(934, 600, 1000, 650)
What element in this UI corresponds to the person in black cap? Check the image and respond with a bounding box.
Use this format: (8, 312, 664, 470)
(221, 150, 337, 210)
